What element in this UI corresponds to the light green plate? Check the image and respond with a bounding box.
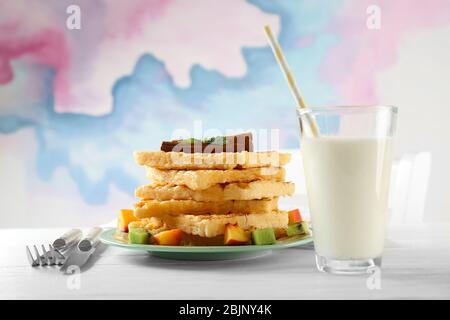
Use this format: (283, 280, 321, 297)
(100, 228, 313, 261)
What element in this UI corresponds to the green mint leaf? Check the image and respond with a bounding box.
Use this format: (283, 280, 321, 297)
(203, 136, 227, 144)
(182, 138, 201, 144)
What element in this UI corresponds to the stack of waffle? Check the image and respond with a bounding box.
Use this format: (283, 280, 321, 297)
(130, 134, 294, 244)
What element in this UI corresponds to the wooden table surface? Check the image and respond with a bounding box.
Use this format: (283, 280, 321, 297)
(1, 224, 449, 299)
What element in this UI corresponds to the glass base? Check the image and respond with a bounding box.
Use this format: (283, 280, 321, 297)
(315, 254, 382, 275)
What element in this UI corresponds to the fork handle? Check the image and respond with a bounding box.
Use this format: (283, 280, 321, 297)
(78, 227, 103, 252)
(52, 228, 82, 250)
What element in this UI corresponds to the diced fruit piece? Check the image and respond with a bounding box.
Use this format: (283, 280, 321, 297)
(154, 229, 183, 246)
(113, 231, 129, 243)
(286, 222, 309, 237)
(301, 221, 310, 234)
(274, 228, 287, 239)
(288, 209, 303, 224)
(128, 228, 149, 244)
(117, 209, 138, 232)
(224, 224, 251, 245)
(251, 228, 276, 245)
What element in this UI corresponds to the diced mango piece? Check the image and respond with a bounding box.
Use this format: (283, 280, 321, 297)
(128, 228, 149, 244)
(274, 228, 287, 239)
(117, 209, 138, 232)
(288, 209, 303, 224)
(224, 224, 251, 245)
(153, 229, 183, 246)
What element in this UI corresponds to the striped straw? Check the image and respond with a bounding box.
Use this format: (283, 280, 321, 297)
(264, 25, 320, 137)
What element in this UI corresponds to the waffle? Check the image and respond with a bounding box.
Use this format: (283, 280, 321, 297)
(135, 180, 295, 201)
(134, 151, 291, 170)
(134, 198, 278, 218)
(147, 167, 285, 190)
(163, 210, 289, 237)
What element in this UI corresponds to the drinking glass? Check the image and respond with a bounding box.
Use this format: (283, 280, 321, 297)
(297, 105, 397, 274)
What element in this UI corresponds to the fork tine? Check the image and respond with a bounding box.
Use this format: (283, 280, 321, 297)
(26, 246, 39, 267)
(27, 244, 69, 267)
(51, 245, 66, 265)
(41, 244, 48, 266)
(49, 244, 58, 265)
(33, 245, 42, 266)
(46, 244, 56, 265)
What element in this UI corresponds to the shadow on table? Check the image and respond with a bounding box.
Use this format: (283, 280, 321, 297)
(79, 242, 110, 273)
(123, 245, 315, 272)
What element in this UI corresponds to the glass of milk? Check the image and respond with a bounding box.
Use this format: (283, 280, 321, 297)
(297, 105, 397, 274)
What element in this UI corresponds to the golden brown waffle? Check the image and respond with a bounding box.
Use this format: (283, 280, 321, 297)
(135, 180, 295, 201)
(134, 198, 279, 218)
(162, 210, 289, 237)
(134, 151, 291, 170)
(147, 167, 285, 190)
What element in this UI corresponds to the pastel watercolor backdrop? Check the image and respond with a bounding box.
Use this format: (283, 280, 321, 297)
(1, 0, 450, 227)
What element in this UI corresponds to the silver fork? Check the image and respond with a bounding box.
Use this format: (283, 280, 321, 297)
(26, 229, 82, 267)
(26, 244, 66, 266)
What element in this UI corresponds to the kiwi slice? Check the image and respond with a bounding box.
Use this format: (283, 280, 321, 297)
(128, 228, 149, 244)
(286, 222, 309, 237)
(251, 228, 276, 245)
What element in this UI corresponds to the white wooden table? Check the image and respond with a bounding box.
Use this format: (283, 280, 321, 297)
(1, 224, 449, 299)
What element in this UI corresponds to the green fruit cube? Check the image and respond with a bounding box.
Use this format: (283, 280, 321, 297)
(286, 222, 309, 237)
(251, 228, 276, 245)
(128, 228, 149, 244)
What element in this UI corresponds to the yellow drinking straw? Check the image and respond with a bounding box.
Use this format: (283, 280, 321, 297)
(264, 25, 320, 137)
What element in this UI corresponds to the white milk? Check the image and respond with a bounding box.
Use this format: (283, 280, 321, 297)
(302, 136, 393, 260)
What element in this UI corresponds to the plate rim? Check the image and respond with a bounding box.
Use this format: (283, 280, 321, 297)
(99, 228, 313, 253)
